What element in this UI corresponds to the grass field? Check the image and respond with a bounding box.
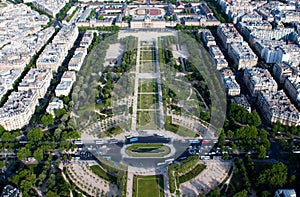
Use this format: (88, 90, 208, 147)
(137, 111, 159, 129)
(133, 175, 164, 197)
(138, 94, 158, 109)
(89, 165, 117, 184)
(141, 50, 155, 61)
(138, 79, 158, 92)
(140, 61, 156, 73)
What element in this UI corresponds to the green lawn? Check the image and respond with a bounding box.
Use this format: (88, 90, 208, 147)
(164, 116, 198, 138)
(100, 126, 124, 138)
(140, 61, 156, 73)
(89, 165, 117, 184)
(133, 175, 164, 197)
(137, 111, 159, 130)
(125, 144, 171, 157)
(138, 79, 158, 92)
(138, 94, 158, 109)
(141, 50, 155, 61)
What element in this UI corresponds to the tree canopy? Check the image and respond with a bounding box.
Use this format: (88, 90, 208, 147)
(27, 128, 43, 141)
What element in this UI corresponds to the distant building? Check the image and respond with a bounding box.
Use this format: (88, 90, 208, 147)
(275, 189, 296, 197)
(0, 90, 38, 131)
(217, 23, 243, 49)
(231, 94, 251, 112)
(221, 69, 240, 96)
(257, 90, 300, 126)
(55, 71, 76, 96)
(243, 68, 278, 97)
(18, 68, 52, 99)
(228, 42, 258, 69)
(46, 98, 64, 116)
(201, 30, 216, 47)
(0, 185, 20, 197)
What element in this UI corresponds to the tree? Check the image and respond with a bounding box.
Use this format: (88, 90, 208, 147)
(257, 145, 266, 159)
(54, 108, 67, 118)
(233, 190, 248, 197)
(45, 191, 59, 197)
(257, 162, 287, 188)
(0, 125, 5, 136)
(33, 148, 44, 162)
(17, 147, 31, 160)
(261, 191, 271, 197)
(27, 128, 43, 141)
(41, 113, 54, 127)
(1, 132, 14, 141)
(218, 129, 226, 147)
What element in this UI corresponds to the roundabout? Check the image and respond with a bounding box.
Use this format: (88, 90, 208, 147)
(122, 143, 175, 159)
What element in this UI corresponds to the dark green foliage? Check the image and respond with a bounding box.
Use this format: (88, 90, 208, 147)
(228, 103, 261, 127)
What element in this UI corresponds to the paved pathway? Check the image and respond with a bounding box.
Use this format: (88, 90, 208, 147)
(154, 39, 165, 131)
(131, 38, 140, 132)
(180, 159, 232, 196)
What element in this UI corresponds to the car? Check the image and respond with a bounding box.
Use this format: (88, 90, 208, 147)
(109, 139, 118, 144)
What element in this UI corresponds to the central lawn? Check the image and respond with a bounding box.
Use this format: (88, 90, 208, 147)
(133, 175, 164, 197)
(141, 50, 155, 61)
(140, 61, 156, 73)
(137, 111, 159, 130)
(138, 79, 158, 92)
(138, 93, 158, 109)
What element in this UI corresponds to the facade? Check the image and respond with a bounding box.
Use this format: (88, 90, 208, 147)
(0, 70, 22, 101)
(257, 90, 300, 126)
(231, 94, 251, 112)
(228, 42, 258, 69)
(201, 30, 216, 47)
(18, 68, 52, 99)
(217, 23, 243, 49)
(221, 69, 240, 96)
(272, 61, 295, 84)
(208, 45, 228, 70)
(46, 98, 64, 116)
(37, 25, 78, 72)
(0, 185, 20, 197)
(243, 68, 278, 97)
(284, 75, 300, 107)
(275, 189, 296, 197)
(68, 47, 87, 71)
(55, 71, 76, 96)
(0, 90, 38, 131)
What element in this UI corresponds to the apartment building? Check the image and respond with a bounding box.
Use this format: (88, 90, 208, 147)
(79, 30, 95, 48)
(221, 69, 240, 96)
(52, 25, 79, 51)
(46, 98, 64, 116)
(37, 25, 78, 72)
(272, 61, 295, 84)
(284, 75, 300, 107)
(257, 90, 300, 126)
(209, 45, 228, 70)
(228, 42, 258, 69)
(231, 94, 251, 112)
(0, 70, 22, 100)
(217, 23, 243, 49)
(68, 47, 87, 71)
(0, 90, 38, 131)
(18, 68, 52, 99)
(243, 68, 278, 97)
(28, 0, 69, 17)
(55, 71, 76, 96)
(201, 30, 216, 47)
(36, 44, 66, 72)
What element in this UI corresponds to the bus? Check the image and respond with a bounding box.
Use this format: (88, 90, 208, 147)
(74, 140, 83, 145)
(129, 137, 138, 143)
